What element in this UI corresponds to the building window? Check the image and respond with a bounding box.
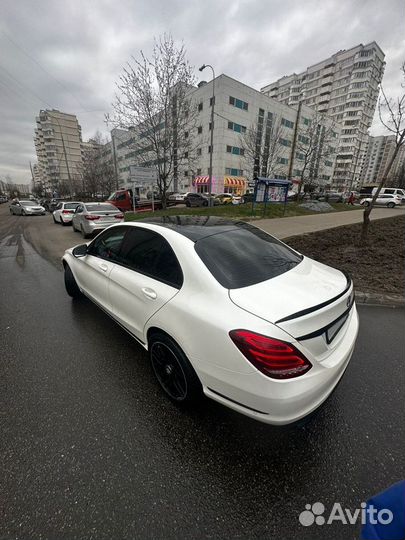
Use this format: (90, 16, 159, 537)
(295, 152, 305, 160)
(229, 96, 248, 111)
(225, 167, 244, 176)
(325, 160, 333, 167)
(228, 121, 246, 134)
(298, 135, 309, 145)
(279, 138, 292, 147)
(277, 157, 289, 165)
(209, 122, 214, 130)
(184, 170, 188, 177)
(197, 148, 202, 156)
(210, 96, 215, 106)
(208, 146, 213, 153)
(198, 102, 203, 112)
(196, 168, 201, 175)
(226, 145, 245, 156)
(197, 126, 202, 134)
(302, 117, 310, 126)
(184, 151, 188, 158)
(185, 131, 189, 138)
(281, 118, 294, 129)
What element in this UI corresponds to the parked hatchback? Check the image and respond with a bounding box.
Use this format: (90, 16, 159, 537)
(63, 216, 358, 426)
(72, 202, 124, 238)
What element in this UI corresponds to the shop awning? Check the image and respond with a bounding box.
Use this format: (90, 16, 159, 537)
(193, 176, 210, 185)
(224, 176, 247, 187)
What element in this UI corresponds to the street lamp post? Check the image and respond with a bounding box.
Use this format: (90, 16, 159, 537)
(199, 64, 215, 206)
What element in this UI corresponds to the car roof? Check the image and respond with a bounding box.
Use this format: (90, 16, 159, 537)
(138, 215, 257, 241)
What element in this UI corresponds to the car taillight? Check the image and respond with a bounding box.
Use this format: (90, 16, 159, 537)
(229, 330, 312, 379)
(62, 210, 72, 214)
(114, 213, 124, 219)
(84, 214, 100, 220)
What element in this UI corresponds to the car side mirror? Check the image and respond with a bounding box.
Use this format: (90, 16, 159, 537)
(72, 244, 88, 257)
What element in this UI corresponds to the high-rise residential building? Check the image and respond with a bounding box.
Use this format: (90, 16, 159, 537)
(261, 42, 385, 190)
(34, 109, 83, 194)
(101, 74, 339, 196)
(360, 134, 405, 186)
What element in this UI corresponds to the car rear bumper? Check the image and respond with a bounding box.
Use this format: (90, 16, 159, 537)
(200, 306, 359, 425)
(83, 219, 123, 234)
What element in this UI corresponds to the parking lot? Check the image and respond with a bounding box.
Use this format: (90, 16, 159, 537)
(1, 203, 405, 539)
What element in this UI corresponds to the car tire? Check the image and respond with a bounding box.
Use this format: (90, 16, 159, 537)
(22, 210, 26, 216)
(387, 202, 395, 208)
(64, 264, 83, 299)
(363, 201, 370, 207)
(149, 332, 202, 404)
(81, 226, 90, 239)
(185, 201, 191, 207)
(203, 200, 208, 207)
(53, 215, 58, 223)
(60, 217, 67, 226)
(10, 209, 13, 215)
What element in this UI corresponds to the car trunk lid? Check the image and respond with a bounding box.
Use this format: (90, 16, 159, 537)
(229, 257, 353, 343)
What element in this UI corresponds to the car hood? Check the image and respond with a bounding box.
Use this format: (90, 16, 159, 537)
(229, 257, 352, 339)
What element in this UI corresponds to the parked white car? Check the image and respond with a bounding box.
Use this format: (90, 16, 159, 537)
(53, 201, 82, 225)
(72, 202, 124, 238)
(360, 194, 402, 208)
(9, 199, 46, 215)
(63, 217, 358, 425)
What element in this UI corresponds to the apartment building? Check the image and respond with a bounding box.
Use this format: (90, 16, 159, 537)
(34, 110, 83, 194)
(360, 135, 405, 186)
(103, 74, 339, 195)
(261, 42, 385, 190)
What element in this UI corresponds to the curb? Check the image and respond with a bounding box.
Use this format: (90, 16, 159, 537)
(355, 291, 405, 307)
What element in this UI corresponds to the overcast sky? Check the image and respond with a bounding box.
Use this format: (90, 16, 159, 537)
(1, 0, 404, 185)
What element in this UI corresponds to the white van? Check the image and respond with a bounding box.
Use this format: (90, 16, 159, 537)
(372, 187, 405, 201)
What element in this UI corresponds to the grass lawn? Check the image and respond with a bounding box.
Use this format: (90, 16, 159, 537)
(124, 202, 360, 222)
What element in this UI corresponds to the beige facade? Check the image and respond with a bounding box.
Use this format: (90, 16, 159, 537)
(261, 42, 385, 190)
(34, 110, 83, 195)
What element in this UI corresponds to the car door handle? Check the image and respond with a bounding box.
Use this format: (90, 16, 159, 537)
(99, 263, 108, 272)
(141, 287, 157, 300)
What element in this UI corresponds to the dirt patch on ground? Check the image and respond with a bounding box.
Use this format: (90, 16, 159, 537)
(286, 215, 405, 296)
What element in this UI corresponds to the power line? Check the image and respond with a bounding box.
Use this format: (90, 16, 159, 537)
(0, 29, 89, 111)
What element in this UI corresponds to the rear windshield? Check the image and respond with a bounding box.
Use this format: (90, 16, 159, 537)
(64, 203, 80, 209)
(195, 225, 303, 289)
(86, 204, 117, 212)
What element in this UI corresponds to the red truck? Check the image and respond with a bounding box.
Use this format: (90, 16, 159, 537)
(106, 189, 164, 213)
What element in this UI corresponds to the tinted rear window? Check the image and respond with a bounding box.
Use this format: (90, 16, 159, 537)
(86, 204, 117, 212)
(195, 225, 302, 289)
(64, 203, 80, 209)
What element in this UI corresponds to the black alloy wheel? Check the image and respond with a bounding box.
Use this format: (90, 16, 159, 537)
(387, 202, 395, 208)
(149, 334, 202, 404)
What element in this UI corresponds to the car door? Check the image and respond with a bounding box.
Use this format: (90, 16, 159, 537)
(73, 204, 84, 228)
(54, 202, 63, 220)
(74, 226, 128, 311)
(109, 227, 183, 342)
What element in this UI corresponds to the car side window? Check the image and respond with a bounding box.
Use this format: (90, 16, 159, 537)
(88, 227, 128, 262)
(384, 189, 394, 194)
(119, 228, 183, 288)
(75, 205, 83, 213)
(116, 193, 126, 201)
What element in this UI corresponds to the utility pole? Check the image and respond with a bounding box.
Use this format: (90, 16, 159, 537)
(199, 64, 215, 206)
(288, 101, 302, 183)
(61, 134, 73, 198)
(111, 131, 119, 190)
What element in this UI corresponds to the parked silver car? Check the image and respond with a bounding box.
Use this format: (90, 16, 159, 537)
(72, 202, 124, 238)
(9, 199, 46, 215)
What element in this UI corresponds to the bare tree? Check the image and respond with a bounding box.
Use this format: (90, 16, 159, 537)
(361, 62, 405, 243)
(108, 34, 199, 208)
(294, 112, 337, 193)
(240, 114, 286, 179)
(82, 132, 115, 198)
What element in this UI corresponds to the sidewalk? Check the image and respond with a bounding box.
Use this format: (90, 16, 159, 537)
(253, 206, 405, 239)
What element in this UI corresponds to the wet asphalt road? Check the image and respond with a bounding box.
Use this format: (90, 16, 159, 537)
(0, 205, 404, 540)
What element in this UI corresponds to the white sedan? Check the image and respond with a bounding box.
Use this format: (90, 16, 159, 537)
(53, 201, 82, 225)
(62, 217, 358, 425)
